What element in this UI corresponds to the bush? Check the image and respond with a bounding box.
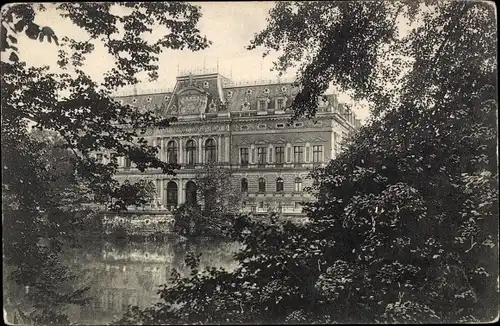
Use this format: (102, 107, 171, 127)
(172, 203, 234, 239)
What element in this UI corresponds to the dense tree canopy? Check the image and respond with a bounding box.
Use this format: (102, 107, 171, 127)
(173, 163, 242, 238)
(117, 1, 498, 324)
(2, 2, 209, 324)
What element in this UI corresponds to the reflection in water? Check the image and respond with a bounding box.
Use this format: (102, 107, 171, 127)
(60, 237, 241, 325)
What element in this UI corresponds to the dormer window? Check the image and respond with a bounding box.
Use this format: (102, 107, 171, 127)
(227, 91, 233, 98)
(246, 89, 252, 95)
(146, 98, 152, 102)
(241, 125, 249, 130)
(208, 100, 216, 111)
(294, 122, 303, 127)
(276, 98, 285, 110)
(164, 95, 170, 100)
(281, 86, 287, 93)
(203, 81, 209, 88)
(276, 123, 285, 129)
(242, 101, 250, 110)
(264, 88, 270, 95)
(258, 124, 267, 129)
(258, 98, 267, 111)
(132, 98, 138, 103)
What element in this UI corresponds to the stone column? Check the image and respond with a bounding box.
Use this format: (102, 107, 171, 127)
(224, 134, 230, 163)
(250, 144, 255, 164)
(198, 136, 203, 164)
(152, 138, 158, 160)
(218, 135, 222, 162)
(286, 143, 292, 163)
(160, 138, 165, 162)
(178, 138, 183, 164)
(160, 179, 165, 208)
(178, 179, 185, 205)
(305, 142, 311, 163)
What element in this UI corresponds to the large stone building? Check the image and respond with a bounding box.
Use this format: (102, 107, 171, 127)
(101, 70, 361, 216)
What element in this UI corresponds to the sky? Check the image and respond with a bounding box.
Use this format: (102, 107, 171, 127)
(14, 2, 371, 122)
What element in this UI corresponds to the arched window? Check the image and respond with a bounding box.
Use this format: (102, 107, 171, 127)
(276, 177, 284, 192)
(186, 139, 196, 166)
(205, 138, 217, 163)
(167, 140, 178, 164)
(166, 181, 178, 210)
(258, 177, 266, 193)
(185, 181, 197, 204)
(294, 177, 303, 192)
(241, 178, 248, 192)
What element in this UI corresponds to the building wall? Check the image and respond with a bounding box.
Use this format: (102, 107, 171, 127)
(102, 72, 359, 216)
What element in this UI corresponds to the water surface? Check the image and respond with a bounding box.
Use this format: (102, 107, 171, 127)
(60, 237, 241, 325)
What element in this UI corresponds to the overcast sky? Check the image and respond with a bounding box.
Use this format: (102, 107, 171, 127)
(16, 2, 371, 121)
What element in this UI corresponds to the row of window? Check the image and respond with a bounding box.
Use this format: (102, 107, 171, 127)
(241, 177, 303, 193)
(165, 138, 217, 165)
(97, 144, 323, 167)
(243, 201, 303, 210)
(240, 121, 314, 131)
(227, 86, 287, 99)
(240, 145, 323, 165)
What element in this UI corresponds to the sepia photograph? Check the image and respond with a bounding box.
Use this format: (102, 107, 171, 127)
(1, 1, 498, 324)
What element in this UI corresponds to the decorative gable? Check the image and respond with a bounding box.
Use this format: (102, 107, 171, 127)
(255, 140, 269, 145)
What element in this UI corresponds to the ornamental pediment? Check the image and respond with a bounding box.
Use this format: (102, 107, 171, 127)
(177, 87, 208, 115)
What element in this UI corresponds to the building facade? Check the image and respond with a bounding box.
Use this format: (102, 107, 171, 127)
(100, 71, 361, 216)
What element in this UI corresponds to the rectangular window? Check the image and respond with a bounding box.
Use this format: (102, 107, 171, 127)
(96, 153, 103, 163)
(257, 147, 266, 165)
(259, 201, 264, 208)
(275, 147, 284, 164)
(124, 156, 131, 168)
(240, 148, 249, 165)
(259, 99, 266, 110)
(294, 146, 304, 163)
(277, 98, 284, 110)
(313, 145, 323, 162)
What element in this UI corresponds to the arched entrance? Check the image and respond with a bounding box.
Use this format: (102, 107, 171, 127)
(185, 181, 197, 204)
(166, 181, 178, 210)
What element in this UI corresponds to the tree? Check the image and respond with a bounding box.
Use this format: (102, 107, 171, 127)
(115, 1, 498, 324)
(172, 162, 241, 238)
(195, 162, 241, 218)
(2, 2, 210, 323)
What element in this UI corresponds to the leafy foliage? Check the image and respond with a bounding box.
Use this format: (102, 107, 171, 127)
(116, 1, 498, 324)
(2, 2, 209, 323)
(172, 163, 241, 238)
